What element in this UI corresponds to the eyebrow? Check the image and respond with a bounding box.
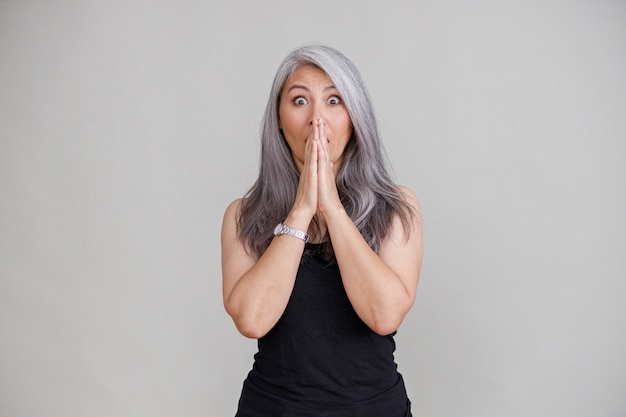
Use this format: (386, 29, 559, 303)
(286, 84, 338, 93)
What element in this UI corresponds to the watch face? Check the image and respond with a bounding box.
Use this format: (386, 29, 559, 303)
(274, 223, 283, 236)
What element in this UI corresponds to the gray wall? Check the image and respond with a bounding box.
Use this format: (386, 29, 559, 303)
(1, 1, 624, 416)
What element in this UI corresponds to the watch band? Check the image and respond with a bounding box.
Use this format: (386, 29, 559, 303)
(274, 222, 309, 243)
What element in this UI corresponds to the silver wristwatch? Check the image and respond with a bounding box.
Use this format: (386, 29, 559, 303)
(273, 222, 309, 243)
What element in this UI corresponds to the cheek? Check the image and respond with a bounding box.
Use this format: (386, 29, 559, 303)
(339, 116, 353, 140)
(337, 111, 352, 132)
(280, 113, 305, 136)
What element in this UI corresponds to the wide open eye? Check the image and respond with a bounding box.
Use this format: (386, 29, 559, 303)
(327, 95, 342, 105)
(293, 96, 308, 105)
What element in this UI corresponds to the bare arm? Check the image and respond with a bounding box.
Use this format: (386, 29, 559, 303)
(324, 187, 423, 335)
(221, 122, 320, 339)
(223, 118, 422, 338)
(221, 201, 312, 338)
(315, 120, 423, 335)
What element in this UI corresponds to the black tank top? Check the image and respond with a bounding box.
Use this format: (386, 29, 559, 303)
(235, 243, 412, 417)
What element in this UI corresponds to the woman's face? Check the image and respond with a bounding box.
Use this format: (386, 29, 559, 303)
(279, 65, 353, 173)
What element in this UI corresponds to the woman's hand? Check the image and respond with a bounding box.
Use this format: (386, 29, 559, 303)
(314, 119, 344, 218)
(288, 118, 345, 230)
(290, 121, 320, 221)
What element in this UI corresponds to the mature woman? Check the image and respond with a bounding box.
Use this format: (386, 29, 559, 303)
(221, 44, 423, 416)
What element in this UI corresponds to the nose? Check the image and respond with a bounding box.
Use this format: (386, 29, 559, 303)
(308, 101, 325, 125)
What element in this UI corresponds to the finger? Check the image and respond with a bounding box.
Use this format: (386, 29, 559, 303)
(317, 119, 331, 166)
(305, 119, 315, 143)
(313, 118, 321, 143)
(303, 127, 318, 176)
(319, 118, 328, 143)
(306, 138, 318, 172)
(294, 125, 319, 216)
(304, 124, 314, 160)
(311, 122, 321, 166)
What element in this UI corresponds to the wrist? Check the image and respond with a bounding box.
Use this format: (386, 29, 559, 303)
(319, 204, 346, 221)
(274, 222, 309, 243)
(284, 208, 313, 232)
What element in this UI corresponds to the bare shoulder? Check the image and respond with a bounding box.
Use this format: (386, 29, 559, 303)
(221, 198, 244, 243)
(221, 198, 256, 268)
(395, 185, 422, 222)
(396, 184, 418, 203)
(377, 185, 422, 249)
(221, 198, 258, 304)
(379, 186, 424, 289)
(224, 198, 244, 219)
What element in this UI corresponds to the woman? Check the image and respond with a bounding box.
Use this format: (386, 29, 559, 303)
(221, 44, 423, 416)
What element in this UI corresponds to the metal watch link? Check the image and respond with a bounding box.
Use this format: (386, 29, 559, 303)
(273, 222, 309, 243)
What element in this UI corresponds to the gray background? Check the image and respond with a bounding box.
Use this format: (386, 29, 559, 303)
(1, 1, 625, 416)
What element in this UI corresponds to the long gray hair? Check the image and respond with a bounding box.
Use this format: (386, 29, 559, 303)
(238, 44, 414, 258)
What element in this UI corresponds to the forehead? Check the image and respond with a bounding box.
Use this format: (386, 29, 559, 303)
(283, 65, 334, 89)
